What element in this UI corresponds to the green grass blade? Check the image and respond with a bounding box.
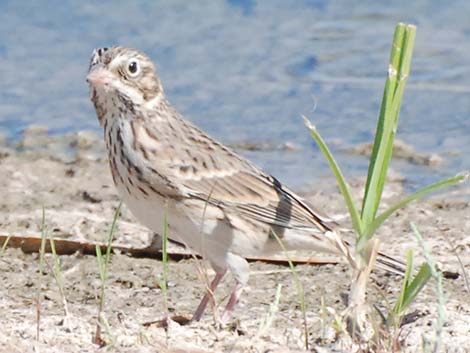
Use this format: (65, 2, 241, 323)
(398, 25, 416, 83)
(392, 245, 431, 321)
(104, 202, 122, 267)
(393, 249, 413, 315)
(49, 235, 69, 317)
(94, 201, 122, 345)
(394, 263, 431, 317)
(49, 237, 64, 291)
(303, 116, 363, 236)
(95, 245, 105, 281)
(271, 229, 309, 350)
(95, 202, 122, 287)
(257, 283, 283, 338)
(37, 207, 49, 340)
(361, 24, 407, 225)
(364, 173, 466, 237)
(379, 25, 415, 191)
(398, 263, 431, 314)
(410, 222, 447, 352)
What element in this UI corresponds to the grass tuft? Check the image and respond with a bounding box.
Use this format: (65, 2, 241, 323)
(303, 22, 467, 340)
(256, 283, 282, 338)
(48, 235, 70, 320)
(93, 201, 122, 346)
(36, 207, 48, 340)
(390, 249, 431, 326)
(410, 223, 446, 353)
(271, 230, 309, 350)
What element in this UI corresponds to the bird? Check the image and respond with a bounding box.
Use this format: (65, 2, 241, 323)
(86, 46, 403, 323)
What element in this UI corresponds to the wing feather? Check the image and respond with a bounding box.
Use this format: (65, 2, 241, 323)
(138, 113, 334, 234)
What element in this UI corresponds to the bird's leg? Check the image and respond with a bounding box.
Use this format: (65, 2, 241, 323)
(192, 270, 226, 322)
(220, 281, 244, 324)
(219, 253, 250, 324)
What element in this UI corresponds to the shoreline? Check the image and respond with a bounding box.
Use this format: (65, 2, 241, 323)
(1, 127, 469, 352)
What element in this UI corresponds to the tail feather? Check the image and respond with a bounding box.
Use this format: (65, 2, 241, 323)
(376, 251, 407, 276)
(324, 231, 406, 276)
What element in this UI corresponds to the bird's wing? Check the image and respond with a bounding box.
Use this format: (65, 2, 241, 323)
(143, 116, 335, 234)
(185, 168, 333, 233)
(130, 109, 335, 235)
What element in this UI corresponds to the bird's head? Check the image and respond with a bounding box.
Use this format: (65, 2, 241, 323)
(87, 46, 163, 115)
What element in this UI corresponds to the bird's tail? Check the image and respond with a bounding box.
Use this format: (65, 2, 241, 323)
(375, 251, 406, 276)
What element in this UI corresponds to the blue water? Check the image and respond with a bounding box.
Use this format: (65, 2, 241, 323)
(0, 1, 469, 189)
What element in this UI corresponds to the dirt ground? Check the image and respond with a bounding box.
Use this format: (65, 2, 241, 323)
(0, 128, 469, 353)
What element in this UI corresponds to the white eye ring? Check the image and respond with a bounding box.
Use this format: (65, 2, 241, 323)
(127, 59, 140, 77)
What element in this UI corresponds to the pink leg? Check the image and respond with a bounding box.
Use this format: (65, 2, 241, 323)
(220, 281, 244, 324)
(192, 270, 226, 322)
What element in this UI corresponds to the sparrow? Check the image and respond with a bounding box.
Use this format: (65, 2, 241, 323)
(87, 46, 403, 323)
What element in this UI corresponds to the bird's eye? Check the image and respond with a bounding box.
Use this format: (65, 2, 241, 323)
(127, 59, 140, 77)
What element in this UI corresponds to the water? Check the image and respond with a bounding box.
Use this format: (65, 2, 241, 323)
(1, 0, 469, 189)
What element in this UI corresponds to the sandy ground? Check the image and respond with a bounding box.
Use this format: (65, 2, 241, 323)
(0, 127, 469, 353)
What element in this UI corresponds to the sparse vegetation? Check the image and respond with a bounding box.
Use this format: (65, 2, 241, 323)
(410, 223, 446, 353)
(36, 208, 48, 340)
(93, 202, 122, 346)
(47, 231, 70, 320)
(304, 22, 467, 346)
(256, 283, 282, 339)
(272, 230, 309, 350)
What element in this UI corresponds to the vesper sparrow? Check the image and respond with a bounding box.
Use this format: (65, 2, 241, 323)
(87, 47, 402, 322)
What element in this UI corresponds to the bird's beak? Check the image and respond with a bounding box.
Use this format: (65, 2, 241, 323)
(86, 67, 114, 86)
